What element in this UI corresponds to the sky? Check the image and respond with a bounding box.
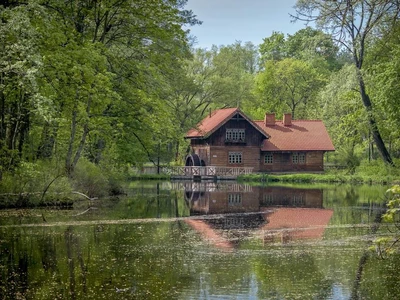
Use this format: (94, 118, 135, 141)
(184, 0, 308, 49)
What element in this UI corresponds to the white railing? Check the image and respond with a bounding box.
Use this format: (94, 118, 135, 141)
(161, 166, 253, 177)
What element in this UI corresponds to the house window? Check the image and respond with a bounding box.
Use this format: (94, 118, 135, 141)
(292, 152, 306, 164)
(228, 194, 242, 206)
(299, 153, 306, 164)
(228, 152, 242, 164)
(226, 129, 245, 142)
(263, 193, 274, 205)
(292, 194, 304, 206)
(264, 153, 273, 164)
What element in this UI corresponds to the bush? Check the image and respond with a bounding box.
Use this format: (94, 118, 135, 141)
(373, 185, 400, 257)
(0, 159, 72, 207)
(356, 159, 400, 182)
(71, 159, 109, 198)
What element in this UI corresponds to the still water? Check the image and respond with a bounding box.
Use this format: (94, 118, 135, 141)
(1, 181, 399, 299)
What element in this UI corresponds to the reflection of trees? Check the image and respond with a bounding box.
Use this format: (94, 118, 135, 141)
(324, 185, 387, 232)
(0, 183, 397, 299)
(360, 254, 400, 299)
(39, 235, 58, 273)
(64, 226, 88, 298)
(252, 252, 333, 299)
(0, 230, 29, 300)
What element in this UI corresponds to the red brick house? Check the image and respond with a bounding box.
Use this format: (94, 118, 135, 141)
(185, 107, 335, 172)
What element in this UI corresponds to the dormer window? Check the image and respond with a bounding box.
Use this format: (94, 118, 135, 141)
(226, 128, 245, 143)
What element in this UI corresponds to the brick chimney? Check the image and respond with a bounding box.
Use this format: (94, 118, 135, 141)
(264, 113, 275, 126)
(283, 113, 292, 126)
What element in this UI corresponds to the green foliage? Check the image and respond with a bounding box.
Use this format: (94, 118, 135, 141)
(129, 174, 171, 180)
(252, 58, 326, 119)
(356, 159, 400, 180)
(2, 0, 400, 201)
(293, 0, 398, 165)
(373, 185, 400, 257)
(367, 23, 400, 157)
(0, 159, 72, 207)
(239, 163, 400, 185)
(259, 27, 341, 71)
(319, 64, 369, 168)
(71, 159, 112, 198)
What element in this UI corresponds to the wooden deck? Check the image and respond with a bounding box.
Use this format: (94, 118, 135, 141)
(161, 166, 254, 180)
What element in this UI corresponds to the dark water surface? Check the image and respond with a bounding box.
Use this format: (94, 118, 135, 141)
(1, 181, 400, 299)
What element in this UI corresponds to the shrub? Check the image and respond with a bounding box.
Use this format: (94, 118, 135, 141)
(374, 185, 400, 257)
(71, 159, 109, 198)
(0, 159, 72, 207)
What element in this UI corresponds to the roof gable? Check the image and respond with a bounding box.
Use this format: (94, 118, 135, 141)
(186, 108, 269, 139)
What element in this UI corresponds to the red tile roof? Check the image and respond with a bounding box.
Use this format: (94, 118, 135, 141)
(185, 219, 234, 251)
(261, 207, 334, 240)
(186, 108, 237, 138)
(186, 108, 335, 152)
(255, 120, 335, 151)
(186, 108, 268, 139)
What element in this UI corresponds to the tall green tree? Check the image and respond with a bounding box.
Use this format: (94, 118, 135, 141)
(0, 0, 200, 179)
(293, 0, 400, 165)
(165, 43, 258, 161)
(367, 23, 400, 157)
(253, 58, 325, 119)
(259, 31, 287, 62)
(259, 27, 341, 71)
(320, 64, 367, 168)
(0, 3, 45, 175)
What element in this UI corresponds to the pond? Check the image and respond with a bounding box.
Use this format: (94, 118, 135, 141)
(1, 181, 400, 299)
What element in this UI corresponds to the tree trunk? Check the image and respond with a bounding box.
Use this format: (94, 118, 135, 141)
(71, 122, 89, 171)
(0, 73, 5, 141)
(37, 122, 56, 159)
(66, 94, 92, 176)
(356, 69, 394, 166)
(65, 106, 77, 176)
(17, 107, 29, 157)
(175, 140, 180, 163)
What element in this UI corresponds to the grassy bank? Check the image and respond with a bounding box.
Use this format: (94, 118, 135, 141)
(128, 174, 171, 180)
(238, 159, 400, 184)
(238, 173, 397, 185)
(0, 159, 127, 208)
(239, 159, 400, 185)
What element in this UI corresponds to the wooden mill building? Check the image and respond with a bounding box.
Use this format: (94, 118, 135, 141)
(185, 108, 335, 173)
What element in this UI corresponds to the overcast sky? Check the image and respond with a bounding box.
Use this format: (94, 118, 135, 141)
(185, 0, 307, 49)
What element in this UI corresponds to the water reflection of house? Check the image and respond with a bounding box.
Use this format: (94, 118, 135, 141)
(181, 182, 333, 248)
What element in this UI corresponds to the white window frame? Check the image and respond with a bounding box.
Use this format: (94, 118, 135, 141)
(264, 153, 273, 164)
(228, 152, 242, 164)
(226, 128, 245, 142)
(292, 152, 306, 164)
(292, 152, 299, 164)
(228, 194, 242, 206)
(263, 193, 274, 205)
(299, 153, 306, 164)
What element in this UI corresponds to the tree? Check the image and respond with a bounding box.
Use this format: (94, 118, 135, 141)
(165, 43, 258, 161)
(286, 27, 341, 71)
(254, 58, 325, 119)
(259, 31, 287, 62)
(259, 28, 342, 72)
(293, 0, 400, 165)
(367, 23, 400, 158)
(319, 64, 367, 169)
(375, 185, 400, 257)
(0, 0, 201, 182)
